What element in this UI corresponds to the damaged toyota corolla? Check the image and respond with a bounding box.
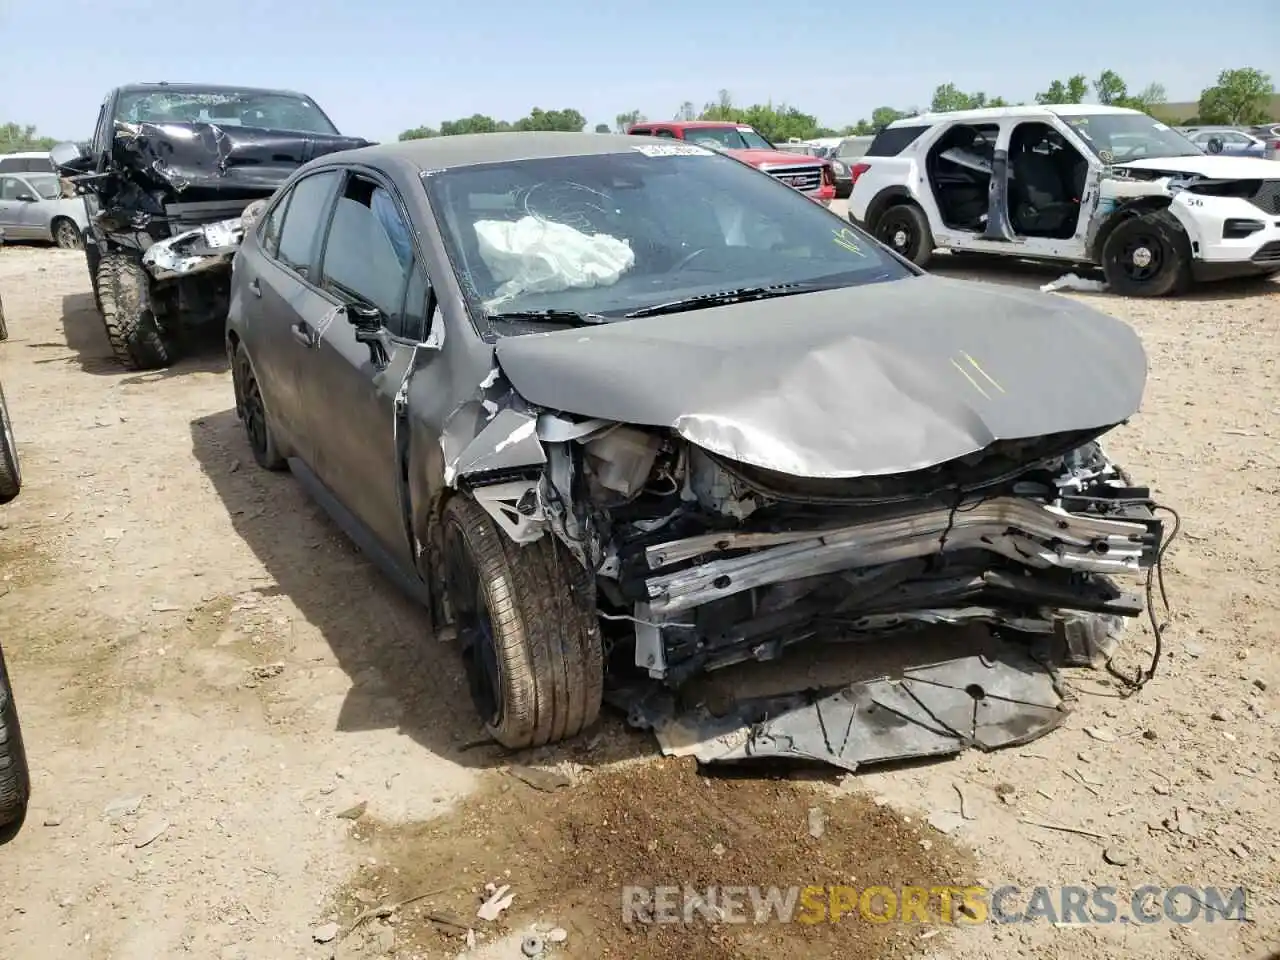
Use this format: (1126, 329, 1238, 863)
(53, 83, 369, 370)
(227, 132, 1167, 750)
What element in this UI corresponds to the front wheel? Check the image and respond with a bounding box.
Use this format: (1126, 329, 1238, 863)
(0, 642, 30, 833)
(96, 253, 177, 370)
(875, 203, 935, 267)
(441, 496, 603, 749)
(1101, 209, 1191, 297)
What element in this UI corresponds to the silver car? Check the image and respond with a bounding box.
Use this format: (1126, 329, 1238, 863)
(0, 172, 88, 248)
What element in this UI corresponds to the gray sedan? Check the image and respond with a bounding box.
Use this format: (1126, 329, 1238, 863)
(226, 132, 1159, 750)
(0, 173, 88, 248)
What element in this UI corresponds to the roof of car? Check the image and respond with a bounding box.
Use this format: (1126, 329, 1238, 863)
(327, 132, 665, 171)
(632, 120, 750, 129)
(116, 82, 313, 98)
(890, 103, 1143, 127)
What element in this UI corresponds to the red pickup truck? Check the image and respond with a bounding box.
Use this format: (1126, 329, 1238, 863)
(626, 121, 836, 205)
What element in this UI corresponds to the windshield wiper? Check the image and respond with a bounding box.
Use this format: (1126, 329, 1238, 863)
(485, 309, 608, 326)
(624, 282, 835, 319)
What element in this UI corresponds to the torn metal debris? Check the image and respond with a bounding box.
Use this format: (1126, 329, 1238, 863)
(623, 647, 1067, 772)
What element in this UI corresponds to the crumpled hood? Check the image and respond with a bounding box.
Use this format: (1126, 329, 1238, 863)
(112, 120, 371, 193)
(1116, 154, 1279, 180)
(494, 275, 1148, 479)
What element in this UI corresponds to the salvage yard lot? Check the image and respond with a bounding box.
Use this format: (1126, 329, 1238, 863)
(0, 238, 1276, 960)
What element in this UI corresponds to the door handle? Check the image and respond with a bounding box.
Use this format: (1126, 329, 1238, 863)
(291, 322, 318, 348)
(248, 278, 262, 297)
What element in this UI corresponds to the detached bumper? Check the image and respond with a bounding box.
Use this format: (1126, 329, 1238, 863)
(142, 217, 244, 281)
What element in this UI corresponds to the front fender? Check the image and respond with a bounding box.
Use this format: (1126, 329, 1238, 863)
(1166, 192, 1206, 256)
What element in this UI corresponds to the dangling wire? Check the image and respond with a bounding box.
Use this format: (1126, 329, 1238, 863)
(1106, 502, 1180, 695)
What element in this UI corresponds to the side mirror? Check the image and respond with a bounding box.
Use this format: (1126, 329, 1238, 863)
(15, 193, 37, 203)
(50, 140, 91, 174)
(346, 303, 389, 367)
(1206, 136, 1224, 155)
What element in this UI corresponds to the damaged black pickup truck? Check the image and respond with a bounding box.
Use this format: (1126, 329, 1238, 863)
(53, 83, 369, 370)
(228, 133, 1170, 752)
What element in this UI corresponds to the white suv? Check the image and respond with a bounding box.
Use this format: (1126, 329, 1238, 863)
(847, 105, 1280, 296)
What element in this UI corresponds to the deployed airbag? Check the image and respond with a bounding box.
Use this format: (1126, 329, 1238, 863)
(475, 216, 635, 303)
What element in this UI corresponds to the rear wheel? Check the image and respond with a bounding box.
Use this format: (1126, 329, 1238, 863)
(1101, 209, 1192, 297)
(0, 385, 20, 505)
(0, 641, 30, 833)
(441, 496, 603, 749)
(875, 202, 935, 267)
(96, 253, 177, 370)
(232, 343, 286, 471)
(52, 218, 83, 250)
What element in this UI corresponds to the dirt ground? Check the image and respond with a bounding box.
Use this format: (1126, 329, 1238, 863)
(0, 241, 1276, 960)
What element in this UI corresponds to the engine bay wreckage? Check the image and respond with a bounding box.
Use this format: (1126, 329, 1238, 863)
(57, 95, 369, 369)
(440, 278, 1176, 771)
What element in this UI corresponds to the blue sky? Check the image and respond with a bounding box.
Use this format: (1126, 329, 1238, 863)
(2, 0, 1276, 140)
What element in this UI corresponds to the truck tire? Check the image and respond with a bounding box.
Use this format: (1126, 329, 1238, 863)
(441, 496, 603, 749)
(0, 640, 30, 832)
(0, 384, 20, 505)
(96, 253, 178, 370)
(874, 202, 934, 267)
(1101, 209, 1191, 297)
(85, 242, 103, 314)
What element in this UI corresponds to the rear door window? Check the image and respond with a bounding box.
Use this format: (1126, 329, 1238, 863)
(275, 170, 340, 278)
(867, 125, 930, 156)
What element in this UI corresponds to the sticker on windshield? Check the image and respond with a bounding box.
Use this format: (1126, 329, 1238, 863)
(631, 143, 714, 157)
(832, 227, 867, 256)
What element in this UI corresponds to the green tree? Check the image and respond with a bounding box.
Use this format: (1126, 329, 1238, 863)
(675, 101, 697, 121)
(698, 89, 736, 122)
(614, 110, 645, 133)
(1129, 82, 1167, 112)
(397, 125, 438, 141)
(1035, 75, 1089, 105)
(439, 114, 508, 136)
(929, 84, 1002, 113)
(1197, 68, 1274, 125)
(594, 123, 610, 133)
(688, 91, 821, 142)
(1092, 70, 1128, 106)
(1089, 71, 1166, 114)
(0, 122, 58, 154)
(513, 108, 586, 132)
(871, 106, 908, 129)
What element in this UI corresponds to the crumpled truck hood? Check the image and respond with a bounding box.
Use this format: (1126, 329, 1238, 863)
(113, 120, 371, 193)
(494, 275, 1147, 479)
(1115, 154, 1280, 180)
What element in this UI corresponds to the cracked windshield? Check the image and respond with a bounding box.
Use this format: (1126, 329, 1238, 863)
(426, 149, 909, 327)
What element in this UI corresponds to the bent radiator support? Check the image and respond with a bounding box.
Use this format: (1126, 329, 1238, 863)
(639, 497, 1155, 615)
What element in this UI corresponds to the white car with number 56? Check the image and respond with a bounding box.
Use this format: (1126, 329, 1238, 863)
(846, 104, 1280, 296)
